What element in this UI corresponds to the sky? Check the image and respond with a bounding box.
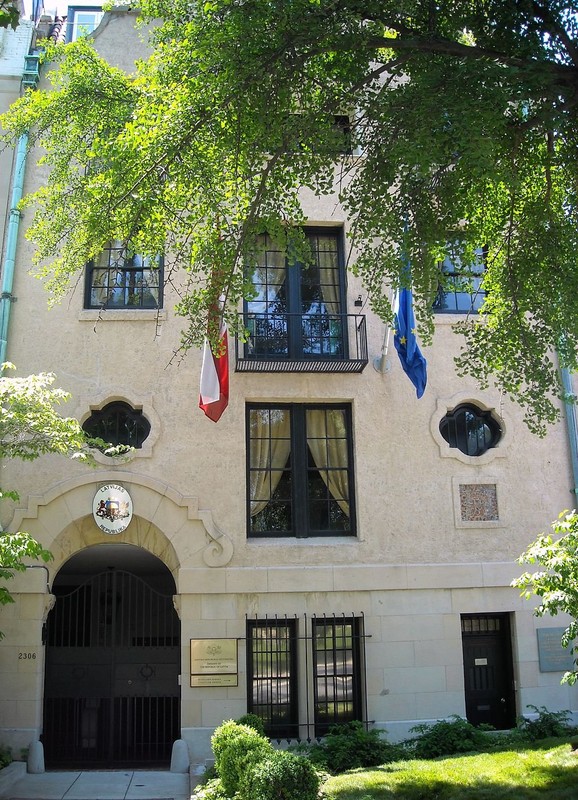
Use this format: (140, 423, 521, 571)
(23, 1, 103, 18)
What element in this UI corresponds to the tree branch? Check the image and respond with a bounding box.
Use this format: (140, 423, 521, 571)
(531, 0, 578, 67)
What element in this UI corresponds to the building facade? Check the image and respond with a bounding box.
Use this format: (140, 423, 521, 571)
(0, 7, 577, 769)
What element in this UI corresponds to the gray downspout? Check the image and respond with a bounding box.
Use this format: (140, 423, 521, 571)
(0, 131, 28, 366)
(561, 367, 578, 500)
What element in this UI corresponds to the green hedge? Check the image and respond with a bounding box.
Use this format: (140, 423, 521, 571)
(240, 750, 320, 800)
(211, 720, 272, 797)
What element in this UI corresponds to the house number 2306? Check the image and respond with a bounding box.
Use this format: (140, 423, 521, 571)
(18, 652, 36, 660)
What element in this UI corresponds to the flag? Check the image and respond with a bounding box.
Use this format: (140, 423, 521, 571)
(199, 311, 229, 422)
(393, 287, 427, 398)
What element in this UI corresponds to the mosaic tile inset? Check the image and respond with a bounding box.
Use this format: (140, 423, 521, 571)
(459, 483, 499, 522)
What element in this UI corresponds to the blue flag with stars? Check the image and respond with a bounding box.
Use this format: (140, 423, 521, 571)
(394, 287, 427, 398)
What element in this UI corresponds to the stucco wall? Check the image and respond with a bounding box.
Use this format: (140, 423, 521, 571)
(0, 9, 576, 765)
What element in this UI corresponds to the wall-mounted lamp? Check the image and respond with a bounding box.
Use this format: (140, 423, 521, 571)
(354, 295, 363, 307)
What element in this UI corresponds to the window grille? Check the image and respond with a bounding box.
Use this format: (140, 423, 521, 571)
(312, 615, 364, 736)
(82, 402, 151, 450)
(246, 613, 368, 742)
(462, 615, 502, 634)
(440, 404, 501, 457)
(246, 617, 298, 739)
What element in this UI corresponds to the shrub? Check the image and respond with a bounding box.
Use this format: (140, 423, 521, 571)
(298, 720, 404, 773)
(408, 716, 493, 759)
(235, 712, 266, 736)
(516, 705, 577, 741)
(211, 720, 272, 797)
(191, 777, 229, 800)
(240, 750, 320, 800)
(0, 746, 12, 770)
(195, 764, 218, 786)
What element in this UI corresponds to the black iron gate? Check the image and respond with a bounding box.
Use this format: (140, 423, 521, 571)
(43, 568, 180, 767)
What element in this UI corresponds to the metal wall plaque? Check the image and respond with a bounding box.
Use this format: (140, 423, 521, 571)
(537, 627, 575, 672)
(93, 484, 133, 535)
(190, 639, 238, 687)
(191, 674, 238, 687)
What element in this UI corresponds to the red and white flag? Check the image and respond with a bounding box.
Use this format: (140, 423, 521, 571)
(199, 313, 229, 422)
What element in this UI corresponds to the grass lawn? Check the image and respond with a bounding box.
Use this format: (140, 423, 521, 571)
(322, 739, 578, 799)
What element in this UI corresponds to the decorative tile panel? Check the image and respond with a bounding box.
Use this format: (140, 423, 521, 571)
(459, 483, 498, 522)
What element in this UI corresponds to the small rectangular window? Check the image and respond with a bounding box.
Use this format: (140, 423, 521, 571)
(85, 241, 163, 309)
(433, 246, 486, 314)
(313, 616, 363, 736)
(66, 6, 103, 42)
(246, 618, 298, 739)
(247, 404, 355, 538)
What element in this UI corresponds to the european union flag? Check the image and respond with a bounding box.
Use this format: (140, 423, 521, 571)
(393, 287, 427, 398)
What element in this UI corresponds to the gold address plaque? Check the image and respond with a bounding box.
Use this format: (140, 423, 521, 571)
(190, 638, 238, 687)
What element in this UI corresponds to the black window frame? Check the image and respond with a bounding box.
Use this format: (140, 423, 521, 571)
(246, 618, 299, 740)
(312, 616, 363, 736)
(439, 403, 501, 457)
(82, 401, 151, 451)
(433, 246, 486, 314)
(244, 227, 348, 361)
(246, 403, 356, 539)
(84, 241, 164, 310)
(331, 115, 354, 156)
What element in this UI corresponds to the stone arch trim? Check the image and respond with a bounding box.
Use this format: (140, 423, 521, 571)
(49, 516, 182, 583)
(10, 470, 234, 580)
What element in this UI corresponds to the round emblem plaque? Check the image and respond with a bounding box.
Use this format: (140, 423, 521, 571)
(92, 484, 133, 535)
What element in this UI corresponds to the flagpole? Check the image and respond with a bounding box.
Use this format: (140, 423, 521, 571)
(373, 291, 396, 374)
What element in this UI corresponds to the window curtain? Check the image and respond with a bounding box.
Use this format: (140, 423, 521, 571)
(90, 241, 125, 305)
(313, 238, 342, 355)
(249, 409, 291, 517)
(250, 238, 287, 312)
(90, 268, 109, 305)
(247, 239, 288, 352)
(306, 409, 349, 516)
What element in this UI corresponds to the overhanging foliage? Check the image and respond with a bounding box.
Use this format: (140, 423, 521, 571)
(3, 1, 578, 432)
(513, 510, 578, 685)
(0, 365, 124, 637)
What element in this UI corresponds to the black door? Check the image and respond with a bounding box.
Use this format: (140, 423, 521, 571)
(461, 613, 516, 729)
(43, 561, 180, 767)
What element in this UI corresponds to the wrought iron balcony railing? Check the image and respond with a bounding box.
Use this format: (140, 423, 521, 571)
(235, 312, 368, 373)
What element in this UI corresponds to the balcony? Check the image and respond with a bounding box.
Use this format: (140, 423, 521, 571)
(235, 312, 368, 373)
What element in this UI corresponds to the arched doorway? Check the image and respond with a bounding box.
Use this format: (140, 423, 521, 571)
(43, 544, 180, 767)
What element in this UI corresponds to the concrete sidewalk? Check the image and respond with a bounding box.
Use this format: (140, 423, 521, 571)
(0, 764, 192, 800)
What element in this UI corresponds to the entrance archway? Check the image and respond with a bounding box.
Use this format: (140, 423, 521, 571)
(43, 544, 180, 767)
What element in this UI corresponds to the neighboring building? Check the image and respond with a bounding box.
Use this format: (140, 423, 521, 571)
(0, 7, 577, 770)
